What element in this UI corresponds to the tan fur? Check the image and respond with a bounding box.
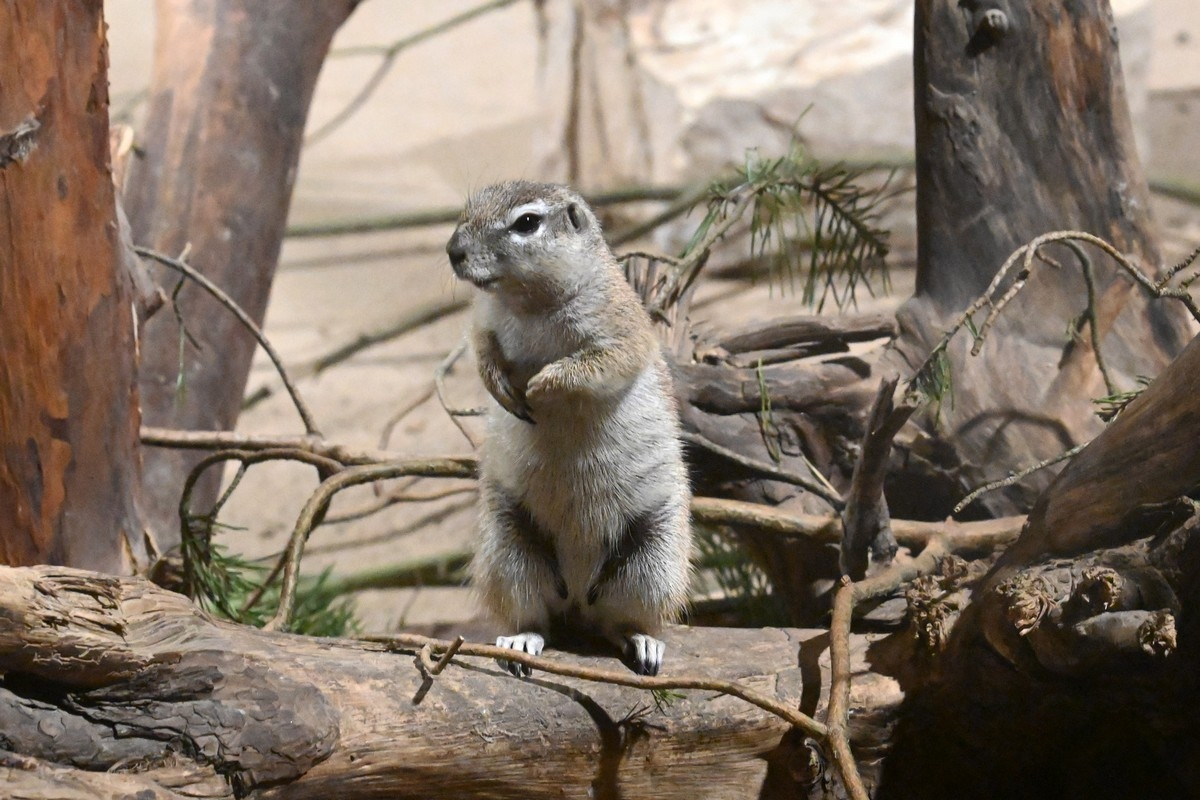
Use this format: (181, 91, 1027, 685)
(446, 181, 693, 674)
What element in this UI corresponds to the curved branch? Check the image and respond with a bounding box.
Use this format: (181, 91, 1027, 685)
(267, 459, 478, 631)
(134, 247, 321, 436)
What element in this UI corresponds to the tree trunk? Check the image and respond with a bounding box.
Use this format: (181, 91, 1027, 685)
(884, 0, 1194, 516)
(0, 564, 899, 799)
(0, 0, 148, 573)
(125, 0, 358, 551)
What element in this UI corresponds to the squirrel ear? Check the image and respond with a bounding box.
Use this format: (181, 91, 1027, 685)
(566, 202, 585, 232)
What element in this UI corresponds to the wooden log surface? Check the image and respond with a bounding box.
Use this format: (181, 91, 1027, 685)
(0, 565, 900, 799)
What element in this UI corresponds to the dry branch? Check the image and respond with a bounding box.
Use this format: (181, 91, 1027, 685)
(840, 377, 914, 578)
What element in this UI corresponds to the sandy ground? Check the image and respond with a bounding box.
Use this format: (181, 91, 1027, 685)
(104, 2, 1200, 632)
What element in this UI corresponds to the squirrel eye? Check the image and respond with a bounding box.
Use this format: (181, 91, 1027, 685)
(509, 212, 542, 235)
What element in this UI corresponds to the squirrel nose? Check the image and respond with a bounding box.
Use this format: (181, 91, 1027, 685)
(446, 232, 467, 272)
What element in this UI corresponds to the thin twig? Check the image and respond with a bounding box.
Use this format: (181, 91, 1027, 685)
(953, 442, 1087, 514)
(1161, 243, 1200, 284)
(176, 447, 343, 611)
(306, 496, 476, 557)
(615, 250, 681, 267)
(359, 632, 829, 740)
(1061, 240, 1117, 395)
(412, 635, 467, 704)
(432, 635, 465, 675)
(322, 484, 476, 525)
(134, 246, 321, 436)
(305, 0, 524, 146)
(683, 432, 844, 509)
(141, 426, 450, 469)
(436, 339, 484, 447)
(909, 229, 1200, 404)
(651, 190, 756, 315)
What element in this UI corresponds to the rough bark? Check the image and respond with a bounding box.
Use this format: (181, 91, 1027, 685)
(0, 0, 148, 573)
(874, 327, 1200, 800)
(125, 0, 358, 551)
(992, 332, 1200, 576)
(0, 565, 900, 800)
(885, 0, 1193, 516)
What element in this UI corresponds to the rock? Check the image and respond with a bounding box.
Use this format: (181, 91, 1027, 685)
(533, 0, 1153, 189)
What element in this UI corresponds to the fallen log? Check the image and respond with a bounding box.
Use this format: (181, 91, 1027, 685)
(0, 565, 902, 799)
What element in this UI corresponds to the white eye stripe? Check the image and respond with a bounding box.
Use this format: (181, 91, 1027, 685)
(505, 200, 551, 228)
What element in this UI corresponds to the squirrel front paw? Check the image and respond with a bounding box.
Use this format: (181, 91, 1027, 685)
(526, 361, 568, 407)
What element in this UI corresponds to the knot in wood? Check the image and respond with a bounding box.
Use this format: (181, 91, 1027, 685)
(975, 8, 1009, 39)
(1138, 610, 1176, 657)
(998, 575, 1057, 634)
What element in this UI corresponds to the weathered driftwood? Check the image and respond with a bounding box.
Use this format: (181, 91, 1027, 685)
(839, 378, 912, 579)
(0, 2, 148, 573)
(125, 0, 358, 549)
(0, 565, 901, 799)
(677, 355, 872, 624)
(884, 0, 1193, 515)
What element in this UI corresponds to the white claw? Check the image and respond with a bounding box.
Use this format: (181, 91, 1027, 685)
(627, 633, 665, 676)
(495, 632, 544, 677)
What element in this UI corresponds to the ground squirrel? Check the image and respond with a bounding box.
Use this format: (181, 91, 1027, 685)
(446, 180, 692, 676)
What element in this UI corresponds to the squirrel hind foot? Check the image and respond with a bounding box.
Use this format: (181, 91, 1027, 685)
(625, 632, 665, 676)
(495, 631, 544, 678)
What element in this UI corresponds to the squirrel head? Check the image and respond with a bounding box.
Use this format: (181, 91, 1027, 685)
(446, 181, 612, 305)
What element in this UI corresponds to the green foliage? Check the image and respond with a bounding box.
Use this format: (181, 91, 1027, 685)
(692, 524, 789, 626)
(1093, 377, 1150, 423)
(907, 345, 954, 418)
(755, 359, 783, 463)
(686, 146, 893, 312)
(182, 523, 357, 637)
(651, 688, 687, 713)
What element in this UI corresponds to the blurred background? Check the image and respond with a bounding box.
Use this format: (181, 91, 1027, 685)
(104, 0, 1200, 632)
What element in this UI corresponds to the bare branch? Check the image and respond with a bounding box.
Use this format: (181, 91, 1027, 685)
(828, 535, 952, 800)
(692, 496, 1023, 553)
(267, 459, 477, 632)
(140, 426, 438, 468)
(134, 246, 321, 436)
(953, 442, 1087, 515)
